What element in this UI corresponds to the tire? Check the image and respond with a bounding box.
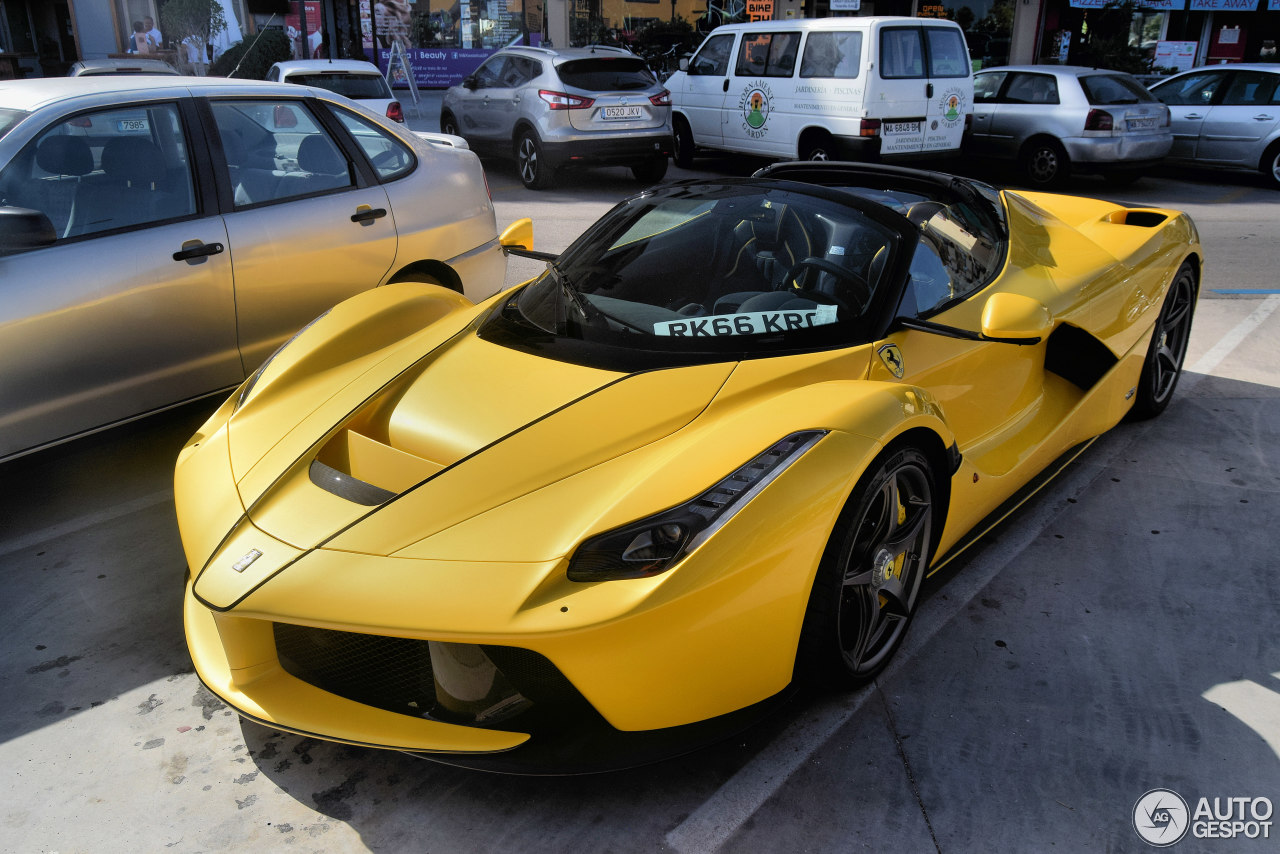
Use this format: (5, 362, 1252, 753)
(1129, 261, 1196, 420)
(797, 446, 937, 687)
(1262, 141, 1280, 190)
(631, 156, 669, 183)
(440, 111, 460, 137)
(1020, 138, 1068, 188)
(799, 132, 836, 162)
(672, 116, 695, 169)
(515, 130, 554, 190)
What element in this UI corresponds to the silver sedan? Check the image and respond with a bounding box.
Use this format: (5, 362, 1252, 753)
(965, 65, 1172, 187)
(0, 76, 510, 463)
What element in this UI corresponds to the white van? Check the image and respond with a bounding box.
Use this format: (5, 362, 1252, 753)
(667, 17, 973, 165)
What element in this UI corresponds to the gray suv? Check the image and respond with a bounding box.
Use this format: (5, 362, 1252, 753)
(441, 45, 672, 189)
(965, 65, 1172, 187)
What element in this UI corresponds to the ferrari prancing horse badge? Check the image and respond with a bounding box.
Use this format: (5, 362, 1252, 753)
(878, 343, 905, 379)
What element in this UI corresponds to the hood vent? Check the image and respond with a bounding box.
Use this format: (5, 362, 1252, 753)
(308, 459, 396, 506)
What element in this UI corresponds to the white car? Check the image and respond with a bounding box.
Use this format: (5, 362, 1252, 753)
(268, 59, 404, 124)
(0, 76, 515, 462)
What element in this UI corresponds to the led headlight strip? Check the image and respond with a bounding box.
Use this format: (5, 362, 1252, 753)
(567, 430, 828, 582)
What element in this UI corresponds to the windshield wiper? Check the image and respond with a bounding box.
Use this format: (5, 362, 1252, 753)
(547, 260, 593, 324)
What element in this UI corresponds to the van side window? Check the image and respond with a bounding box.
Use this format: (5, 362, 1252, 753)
(689, 33, 735, 76)
(925, 27, 970, 78)
(880, 28, 925, 79)
(799, 31, 863, 79)
(736, 33, 800, 78)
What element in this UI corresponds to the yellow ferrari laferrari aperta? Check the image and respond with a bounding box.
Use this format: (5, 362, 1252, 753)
(176, 163, 1201, 771)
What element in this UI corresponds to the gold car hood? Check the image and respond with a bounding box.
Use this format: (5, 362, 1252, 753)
(229, 331, 737, 558)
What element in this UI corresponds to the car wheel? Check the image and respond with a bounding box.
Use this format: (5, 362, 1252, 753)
(516, 130, 554, 190)
(631, 157, 668, 184)
(1020, 138, 1068, 187)
(1262, 141, 1280, 190)
(799, 132, 835, 161)
(673, 116, 695, 169)
(440, 111, 460, 137)
(798, 446, 936, 686)
(1129, 261, 1196, 420)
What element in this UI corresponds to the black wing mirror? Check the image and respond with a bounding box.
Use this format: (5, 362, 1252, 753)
(0, 206, 57, 255)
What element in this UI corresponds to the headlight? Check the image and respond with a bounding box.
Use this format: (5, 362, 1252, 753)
(233, 309, 331, 413)
(567, 430, 827, 582)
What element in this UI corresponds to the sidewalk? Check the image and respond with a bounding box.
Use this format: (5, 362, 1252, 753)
(400, 89, 445, 133)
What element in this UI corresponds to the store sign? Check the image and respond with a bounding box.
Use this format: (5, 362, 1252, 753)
(379, 47, 500, 88)
(1068, 0, 1185, 7)
(917, 3, 948, 15)
(1189, 0, 1259, 9)
(1154, 40, 1197, 72)
(831, 0, 861, 9)
(746, 0, 774, 21)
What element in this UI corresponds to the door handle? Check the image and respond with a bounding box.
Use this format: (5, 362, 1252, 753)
(1254, 114, 1275, 121)
(172, 241, 224, 261)
(351, 207, 387, 223)
(1184, 113, 1204, 120)
(722, 79, 729, 92)
(927, 83, 934, 98)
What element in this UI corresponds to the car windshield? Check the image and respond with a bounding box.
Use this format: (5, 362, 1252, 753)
(0, 108, 27, 140)
(556, 58, 656, 91)
(1080, 74, 1155, 105)
(486, 182, 909, 368)
(287, 72, 391, 100)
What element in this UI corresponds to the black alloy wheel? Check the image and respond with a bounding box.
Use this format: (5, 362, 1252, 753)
(440, 111, 460, 137)
(672, 117, 695, 169)
(800, 133, 835, 161)
(516, 130, 554, 190)
(799, 446, 936, 684)
(1263, 141, 1280, 190)
(1021, 138, 1068, 187)
(1130, 261, 1196, 420)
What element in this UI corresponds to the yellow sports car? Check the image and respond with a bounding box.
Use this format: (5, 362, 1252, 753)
(176, 163, 1200, 772)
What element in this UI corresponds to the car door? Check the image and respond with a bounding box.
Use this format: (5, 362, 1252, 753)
(451, 55, 509, 152)
(679, 31, 735, 148)
(1195, 70, 1280, 166)
(204, 96, 396, 372)
(968, 69, 1008, 150)
(985, 71, 1062, 159)
(875, 25, 930, 155)
(0, 99, 239, 460)
(721, 31, 800, 157)
(1151, 70, 1228, 161)
(920, 25, 971, 153)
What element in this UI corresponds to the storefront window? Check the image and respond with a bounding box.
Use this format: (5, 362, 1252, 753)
(924, 0, 1014, 70)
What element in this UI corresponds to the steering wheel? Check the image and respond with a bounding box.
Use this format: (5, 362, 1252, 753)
(780, 256, 872, 313)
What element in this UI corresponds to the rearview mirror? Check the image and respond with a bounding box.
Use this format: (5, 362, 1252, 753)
(678, 57, 689, 72)
(499, 217, 534, 252)
(981, 292, 1053, 342)
(0, 206, 57, 255)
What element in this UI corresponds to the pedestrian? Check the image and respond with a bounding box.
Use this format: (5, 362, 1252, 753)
(130, 21, 154, 55)
(144, 16, 162, 50)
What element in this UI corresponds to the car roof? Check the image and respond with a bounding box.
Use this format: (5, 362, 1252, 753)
(498, 45, 638, 62)
(1160, 63, 1280, 77)
(709, 15, 956, 33)
(978, 65, 1140, 78)
(0, 76, 324, 112)
(71, 58, 179, 75)
(272, 59, 384, 75)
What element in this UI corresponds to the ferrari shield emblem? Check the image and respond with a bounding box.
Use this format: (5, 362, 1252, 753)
(878, 343, 905, 379)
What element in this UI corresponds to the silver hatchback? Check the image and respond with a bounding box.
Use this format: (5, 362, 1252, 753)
(1149, 64, 1280, 189)
(441, 45, 672, 189)
(966, 65, 1172, 187)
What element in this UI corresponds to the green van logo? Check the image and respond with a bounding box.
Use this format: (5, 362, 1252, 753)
(739, 82, 774, 138)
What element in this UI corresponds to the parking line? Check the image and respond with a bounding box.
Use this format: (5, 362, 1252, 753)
(666, 296, 1280, 853)
(0, 489, 174, 558)
(1210, 289, 1280, 295)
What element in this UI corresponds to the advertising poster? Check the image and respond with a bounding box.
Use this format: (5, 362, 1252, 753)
(1154, 40, 1197, 71)
(285, 1, 323, 59)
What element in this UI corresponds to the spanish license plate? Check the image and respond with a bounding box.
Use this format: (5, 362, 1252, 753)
(602, 106, 643, 120)
(1127, 116, 1156, 131)
(883, 121, 921, 136)
(117, 119, 149, 133)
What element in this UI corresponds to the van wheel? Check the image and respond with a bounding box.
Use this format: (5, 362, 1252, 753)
(516, 130, 554, 190)
(673, 116, 695, 169)
(1020, 138, 1068, 187)
(800, 132, 836, 161)
(632, 157, 668, 183)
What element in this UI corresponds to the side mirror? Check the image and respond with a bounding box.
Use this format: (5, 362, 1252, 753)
(499, 217, 534, 252)
(463, 74, 478, 90)
(678, 57, 689, 72)
(981, 292, 1052, 342)
(0, 206, 57, 255)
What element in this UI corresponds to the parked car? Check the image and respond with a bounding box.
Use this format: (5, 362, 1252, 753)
(1148, 63, 1280, 189)
(176, 162, 1200, 772)
(667, 17, 973, 164)
(441, 45, 671, 189)
(68, 58, 180, 76)
(0, 76, 514, 463)
(267, 59, 404, 125)
(966, 65, 1172, 187)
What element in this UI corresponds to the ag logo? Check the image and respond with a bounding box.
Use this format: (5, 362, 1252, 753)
(739, 81, 773, 138)
(1133, 788, 1190, 847)
(877, 343, 905, 379)
(937, 87, 967, 127)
